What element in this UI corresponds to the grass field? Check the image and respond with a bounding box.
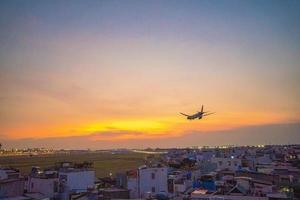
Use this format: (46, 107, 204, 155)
(0, 152, 147, 178)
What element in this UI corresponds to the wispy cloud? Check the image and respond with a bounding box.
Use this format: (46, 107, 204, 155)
(2, 123, 299, 149)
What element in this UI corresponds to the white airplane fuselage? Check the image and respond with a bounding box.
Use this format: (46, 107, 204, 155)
(187, 112, 203, 120)
(180, 105, 214, 120)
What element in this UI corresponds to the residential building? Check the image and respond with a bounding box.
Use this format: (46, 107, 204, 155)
(138, 165, 168, 198)
(0, 167, 25, 198)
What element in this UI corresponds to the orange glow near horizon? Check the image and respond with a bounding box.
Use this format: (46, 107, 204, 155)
(2, 110, 299, 141)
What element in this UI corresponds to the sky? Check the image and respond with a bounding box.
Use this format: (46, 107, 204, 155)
(0, 0, 300, 149)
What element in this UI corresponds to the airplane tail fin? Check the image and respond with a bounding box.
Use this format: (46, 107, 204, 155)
(201, 105, 203, 113)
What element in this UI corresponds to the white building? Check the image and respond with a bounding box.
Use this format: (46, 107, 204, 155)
(138, 165, 168, 198)
(257, 154, 272, 165)
(211, 157, 242, 171)
(128, 176, 138, 198)
(59, 168, 95, 193)
(173, 179, 192, 194)
(27, 171, 59, 198)
(0, 167, 24, 198)
(124, 170, 139, 198)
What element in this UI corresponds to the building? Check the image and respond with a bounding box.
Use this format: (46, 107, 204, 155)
(27, 168, 59, 199)
(59, 168, 95, 193)
(138, 165, 168, 198)
(173, 178, 192, 194)
(99, 188, 130, 200)
(0, 167, 25, 198)
(126, 170, 139, 199)
(211, 157, 242, 171)
(191, 190, 268, 200)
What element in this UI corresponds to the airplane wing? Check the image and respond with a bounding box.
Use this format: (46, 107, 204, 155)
(203, 112, 215, 116)
(180, 112, 190, 117)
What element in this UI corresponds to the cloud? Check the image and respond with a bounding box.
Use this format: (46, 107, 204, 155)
(88, 131, 144, 141)
(2, 122, 300, 150)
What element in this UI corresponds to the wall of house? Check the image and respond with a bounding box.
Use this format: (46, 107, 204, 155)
(127, 177, 138, 198)
(253, 183, 273, 195)
(0, 171, 8, 180)
(211, 157, 242, 171)
(174, 180, 192, 194)
(0, 179, 24, 197)
(28, 177, 58, 198)
(59, 170, 95, 192)
(138, 167, 168, 198)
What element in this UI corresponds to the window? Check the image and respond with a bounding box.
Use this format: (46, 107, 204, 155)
(54, 181, 58, 192)
(59, 174, 68, 183)
(219, 161, 223, 166)
(151, 173, 155, 179)
(152, 187, 155, 193)
(228, 161, 231, 166)
(31, 182, 34, 189)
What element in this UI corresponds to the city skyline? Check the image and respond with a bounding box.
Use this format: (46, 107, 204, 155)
(1, 0, 300, 149)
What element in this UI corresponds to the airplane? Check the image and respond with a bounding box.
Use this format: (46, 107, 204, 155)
(180, 105, 215, 120)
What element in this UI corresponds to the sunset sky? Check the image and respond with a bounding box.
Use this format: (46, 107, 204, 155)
(1, 0, 300, 149)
